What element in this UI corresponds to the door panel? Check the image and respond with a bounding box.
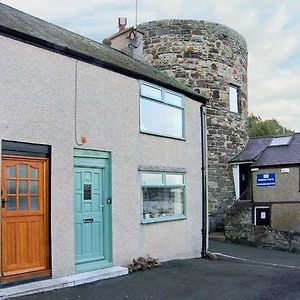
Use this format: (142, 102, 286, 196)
(1, 156, 49, 279)
(74, 167, 105, 268)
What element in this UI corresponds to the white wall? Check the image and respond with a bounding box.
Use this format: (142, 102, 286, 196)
(0, 34, 204, 277)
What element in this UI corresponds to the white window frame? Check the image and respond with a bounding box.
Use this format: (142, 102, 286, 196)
(229, 85, 240, 113)
(140, 171, 186, 224)
(139, 81, 185, 140)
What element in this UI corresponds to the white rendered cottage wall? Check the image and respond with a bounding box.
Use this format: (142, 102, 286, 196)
(0, 34, 203, 277)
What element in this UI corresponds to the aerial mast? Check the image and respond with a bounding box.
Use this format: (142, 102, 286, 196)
(135, 0, 138, 29)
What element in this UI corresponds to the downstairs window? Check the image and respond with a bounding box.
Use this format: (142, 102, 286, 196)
(141, 171, 186, 223)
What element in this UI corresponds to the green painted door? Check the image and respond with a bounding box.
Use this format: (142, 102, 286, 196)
(74, 154, 112, 273)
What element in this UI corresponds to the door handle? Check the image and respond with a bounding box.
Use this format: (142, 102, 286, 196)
(99, 204, 104, 211)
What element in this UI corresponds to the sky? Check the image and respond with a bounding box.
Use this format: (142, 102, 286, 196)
(2, 0, 300, 131)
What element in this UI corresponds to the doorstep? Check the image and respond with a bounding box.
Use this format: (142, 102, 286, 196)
(0, 266, 128, 299)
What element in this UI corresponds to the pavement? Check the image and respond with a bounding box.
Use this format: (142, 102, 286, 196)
(15, 241, 300, 300)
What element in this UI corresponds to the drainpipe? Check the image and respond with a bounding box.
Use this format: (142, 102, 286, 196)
(200, 104, 208, 257)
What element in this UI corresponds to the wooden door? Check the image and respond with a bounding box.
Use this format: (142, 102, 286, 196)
(1, 156, 49, 280)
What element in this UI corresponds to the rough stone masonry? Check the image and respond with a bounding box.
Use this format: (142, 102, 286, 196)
(139, 20, 249, 230)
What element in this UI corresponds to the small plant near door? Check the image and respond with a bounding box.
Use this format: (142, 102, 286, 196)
(128, 255, 161, 273)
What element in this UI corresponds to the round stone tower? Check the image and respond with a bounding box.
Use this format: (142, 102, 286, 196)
(139, 20, 248, 230)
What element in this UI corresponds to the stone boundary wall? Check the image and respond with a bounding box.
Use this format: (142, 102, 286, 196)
(225, 222, 300, 253)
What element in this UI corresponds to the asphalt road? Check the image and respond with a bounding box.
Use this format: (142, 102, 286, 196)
(17, 242, 300, 300)
(209, 240, 300, 268)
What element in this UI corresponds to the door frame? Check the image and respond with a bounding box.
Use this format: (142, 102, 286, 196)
(0, 154, 51, 283)
(73, 149, 112, 273)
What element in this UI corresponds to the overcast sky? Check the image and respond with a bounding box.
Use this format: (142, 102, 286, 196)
(2, 0, 300, 131)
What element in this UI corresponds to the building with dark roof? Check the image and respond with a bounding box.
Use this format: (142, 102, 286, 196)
(0, 2, 208, 290)
(229, 133, 300, 231)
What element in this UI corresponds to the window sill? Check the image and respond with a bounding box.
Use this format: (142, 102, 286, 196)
(141, 215, 186, 224)
(140, 130, 186, 141)
(229, 110, 241, 115)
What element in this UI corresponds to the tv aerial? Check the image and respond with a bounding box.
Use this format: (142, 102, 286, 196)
(129, 0, 141, 49)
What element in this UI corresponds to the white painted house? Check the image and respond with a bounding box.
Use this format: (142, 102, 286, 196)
(0, 2, 208, 290)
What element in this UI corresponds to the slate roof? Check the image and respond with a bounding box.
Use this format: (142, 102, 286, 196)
(0, 3, 207, 104)
(230, 136, 272, 163)
(230, 133, 300, 167)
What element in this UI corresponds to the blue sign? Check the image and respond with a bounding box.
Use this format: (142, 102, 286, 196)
(256, 173, 276, 187)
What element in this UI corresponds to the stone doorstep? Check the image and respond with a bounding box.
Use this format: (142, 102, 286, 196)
(0, 266, 129, 299)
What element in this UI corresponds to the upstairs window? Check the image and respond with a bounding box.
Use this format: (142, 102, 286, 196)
(140, 82, 184, 139)
(229, 85, 240, 113)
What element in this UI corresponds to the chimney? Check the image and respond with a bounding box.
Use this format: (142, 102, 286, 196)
(118, 17, 127, 32)
(104, 18, 145, 62)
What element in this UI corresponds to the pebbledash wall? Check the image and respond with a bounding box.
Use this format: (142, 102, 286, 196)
(139, 20, 249, 230)
(0, 34, 204, 277)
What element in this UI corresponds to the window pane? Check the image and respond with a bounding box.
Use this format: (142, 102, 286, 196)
(166, 174, 184, 185)
(30, 181, 38, 194)
(165, 92, 182, 107)
(166, 187, 184, 216)
(19, 196, 28, 210)
(30, 196, 39, 210)
(142, 187, 165, 218)
(84, 184, 92, 200)
(18, 164, 28, 178)
(7, 166, 16, 177)
(142, 187, 185, 220)
(19, 180, 28, 194)
(30, 167, 38, 179)
(141, 173, 163, 185)
(229, 86, 239, 113)
(270, 136, 292, 146)
(141, 98, 183, 138)
(7, 196, 16, 210)
(7, 180, 16, 194)
(141, 83, 162, 100)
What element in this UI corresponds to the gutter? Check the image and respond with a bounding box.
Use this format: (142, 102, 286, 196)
(0, 24, 207, 104)
(200, 104, 208, 257)
(229, 160, 253, 165)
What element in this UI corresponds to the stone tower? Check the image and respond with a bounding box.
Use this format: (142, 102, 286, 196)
(139, 20, 248, 230)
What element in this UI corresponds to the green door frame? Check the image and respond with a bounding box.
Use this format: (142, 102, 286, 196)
(73, 149, 112, 273)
